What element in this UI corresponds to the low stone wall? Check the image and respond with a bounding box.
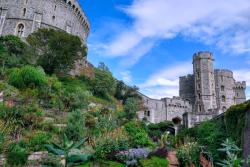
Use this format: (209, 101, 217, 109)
(243, 108, 250, 166)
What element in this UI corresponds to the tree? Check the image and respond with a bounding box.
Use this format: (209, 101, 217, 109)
(27, 29, 87, 74)
(91, 63, 116, 99)
(124, 97, 140, 121)
(0, 35, 27, 74)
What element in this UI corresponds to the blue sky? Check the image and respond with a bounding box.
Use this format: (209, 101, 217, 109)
(80, 0, 250, 100)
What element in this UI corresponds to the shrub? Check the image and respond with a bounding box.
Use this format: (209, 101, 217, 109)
(90, 63, 116, 99)
(65, 110, 85, 141)
(124, 121, 152, 147)
(8, 65, 48, 89)
(176, 142, 200, 167)
(139, 156, 169, 167)
(94, 128, 129, 159)
(27, 131, 52, 151)
(6, 143, 28, 166)
(115, 148, 150, 166)
(147, 121, 174, 139)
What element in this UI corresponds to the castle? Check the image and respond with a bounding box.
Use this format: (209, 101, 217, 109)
(0, 0, 89, 42)
(138, 51, 246, 127)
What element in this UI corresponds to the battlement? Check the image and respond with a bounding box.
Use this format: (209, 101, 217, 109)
(193, 51, 214, 61)
(214, 69, 233, 78)
(234, 81, 246, 89)
(179, 74, 194, 80)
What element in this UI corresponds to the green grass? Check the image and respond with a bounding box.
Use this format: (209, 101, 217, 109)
(139, 156, 169, 167)
(76, 161, 125, 167)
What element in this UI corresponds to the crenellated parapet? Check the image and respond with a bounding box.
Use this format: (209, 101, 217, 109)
(234, 81, 246, 89)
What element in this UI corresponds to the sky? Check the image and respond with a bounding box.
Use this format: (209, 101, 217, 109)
(80, 0, 250, 100)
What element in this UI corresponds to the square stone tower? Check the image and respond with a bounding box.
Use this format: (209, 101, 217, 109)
(193, 52, 217, 113)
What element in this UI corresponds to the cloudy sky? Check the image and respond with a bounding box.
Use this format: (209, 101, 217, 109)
(80, 0, 250, 100)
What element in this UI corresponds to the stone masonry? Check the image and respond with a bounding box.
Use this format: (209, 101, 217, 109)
(138, 51, 246, 127)
(0, 0, 90, 42)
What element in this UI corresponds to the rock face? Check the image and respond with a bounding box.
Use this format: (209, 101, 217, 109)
(243, 108, 250, 166)
(0, 0, 90, 42)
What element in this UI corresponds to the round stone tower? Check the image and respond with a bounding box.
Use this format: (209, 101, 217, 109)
(193, 51, 217, 113)
(0, 0, 90, 42)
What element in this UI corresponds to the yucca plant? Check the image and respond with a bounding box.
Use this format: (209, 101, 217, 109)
(217, 139, 244, 167)
(44, 133, 91, 167)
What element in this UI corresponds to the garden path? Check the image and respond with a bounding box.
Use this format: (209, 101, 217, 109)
(167, 151, 179, 167)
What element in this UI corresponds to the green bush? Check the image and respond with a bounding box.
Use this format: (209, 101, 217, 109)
(176, 142, 200, 167)
(27, 131, 52, 151)
(139, 156, 169, 167)
(65, 110, 85, 141)
(6, 143, 28, 166)
(91, 63, 116, 99)
(124, 121, 152, 147)
(147, 121, 174, 139)
(8, 65, 48, 89)
(94, 128, 129, 159)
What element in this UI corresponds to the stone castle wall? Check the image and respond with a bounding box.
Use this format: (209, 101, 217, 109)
(214, 69, 235, 114)
(0, 0, 89, 41)
(179, 74, 195, 106)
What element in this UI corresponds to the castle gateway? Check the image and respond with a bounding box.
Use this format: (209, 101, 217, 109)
(138, 51, 246, 127)
(0, 0, 90, 42)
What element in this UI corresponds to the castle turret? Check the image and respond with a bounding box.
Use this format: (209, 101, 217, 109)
(193, 51, 217, 113)
(234, 81, 246, 104)
(214, 69, 235, 114)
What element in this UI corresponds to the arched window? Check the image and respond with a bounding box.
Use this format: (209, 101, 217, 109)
(54, 5, 57, 11)
(147, 111, 150, 117)
(68, 1, 72, 6)
(52, 15, 55, 21)
(23, 8, 26, 17)
(221, 85, 225, 91)
(222, 106, 227, 112)
(63, 0, 67, 3)
(16, 23, 24, 37)
(222, 95, 226, 102)
(198, 93, 201, 100)
(72, 5, 75, 10)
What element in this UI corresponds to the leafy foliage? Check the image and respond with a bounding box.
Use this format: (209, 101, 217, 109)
(8, 66, 48, 89)
(176, 142, 200, 167)
(65, 110, 86, 141)
(94, 128, 129, 159)
(123, 97, 140, 121)
(45, 133, 90, 167)
(6, 142, 28, 166)
(217, 139, 244, 167)
(27, 29, 86, 74)
(139, 156, 169, 167)
(90, 63, 116, 99)
(124, 121, 152, 147)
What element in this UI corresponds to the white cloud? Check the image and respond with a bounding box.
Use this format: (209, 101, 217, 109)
(233, 69, 250, 86)
(99, 0, 250, 65)
(139, 62, 193, 99)
(120, 71, 132, 83)
(140, 62, 192, 88)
